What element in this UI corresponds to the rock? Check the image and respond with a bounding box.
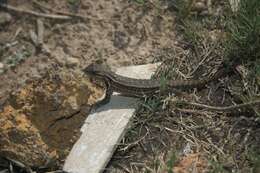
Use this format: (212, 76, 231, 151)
(193, 2, 207, 12)
(0, 62, 4, 69)
(0, 12, 12, 25)
(0, 69, 97, 167)
(66, 57, 80, 67)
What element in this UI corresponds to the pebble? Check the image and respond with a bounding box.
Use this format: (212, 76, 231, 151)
(200, 10, 209, 16)
(0, 12, 12, 25)
(66, 57, 80, 67)
(193, 2, 207, 12)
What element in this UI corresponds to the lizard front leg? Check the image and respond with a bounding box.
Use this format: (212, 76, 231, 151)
(93, 79, 113, 108)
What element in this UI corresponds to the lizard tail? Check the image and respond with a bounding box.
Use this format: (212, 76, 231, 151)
(167, 66, 231, 90)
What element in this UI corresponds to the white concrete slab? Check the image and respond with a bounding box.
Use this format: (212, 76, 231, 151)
(63, 63, 160, 173)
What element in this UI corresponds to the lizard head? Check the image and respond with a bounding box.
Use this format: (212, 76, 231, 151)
(83, 63, 109, 76)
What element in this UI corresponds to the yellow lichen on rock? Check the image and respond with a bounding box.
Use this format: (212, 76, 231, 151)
(0, 105, 54, 167)
(0, 69, 103, 168)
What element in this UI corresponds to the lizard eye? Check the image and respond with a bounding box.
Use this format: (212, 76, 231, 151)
(83, 63, 95, 73)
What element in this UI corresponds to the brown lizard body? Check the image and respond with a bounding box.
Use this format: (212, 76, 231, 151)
(83, 63, 228, 106)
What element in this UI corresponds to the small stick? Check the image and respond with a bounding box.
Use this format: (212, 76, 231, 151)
(0, 4, 71, 20)
(29, 19, 51, 55)
(175, 108, 212, 116)
(172, 99, 260, 112)
(36, 18, 51, 54)
(11, 27, 22, 41)
(29, 29, 38, 45)
(37, 18, 44, 46)
(32, 0, 98, 21)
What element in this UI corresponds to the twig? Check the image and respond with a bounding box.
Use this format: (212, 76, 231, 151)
(11, 27, 22, 41)
(175, 108, 212, 116)
(32, 0, 96, 21)
(172, 99, 260, 112)
(1, 41, 18, 50)
(0, 4, 71, 20)
(29, 18, 51, 55)
(29, 29, 38, 45)
(37, 18, 44, 45)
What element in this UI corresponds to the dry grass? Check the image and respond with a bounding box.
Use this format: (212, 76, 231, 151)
(108, 0, 260, 172)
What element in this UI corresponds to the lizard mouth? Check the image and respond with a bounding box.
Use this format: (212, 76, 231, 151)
(89, 76, 106, 88)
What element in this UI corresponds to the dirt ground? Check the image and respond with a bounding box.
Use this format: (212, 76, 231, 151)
(0, 0, 179, 171)
(0, 0, 259, 172)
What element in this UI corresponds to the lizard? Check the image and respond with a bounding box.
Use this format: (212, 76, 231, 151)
(83, 63, 229, 106)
